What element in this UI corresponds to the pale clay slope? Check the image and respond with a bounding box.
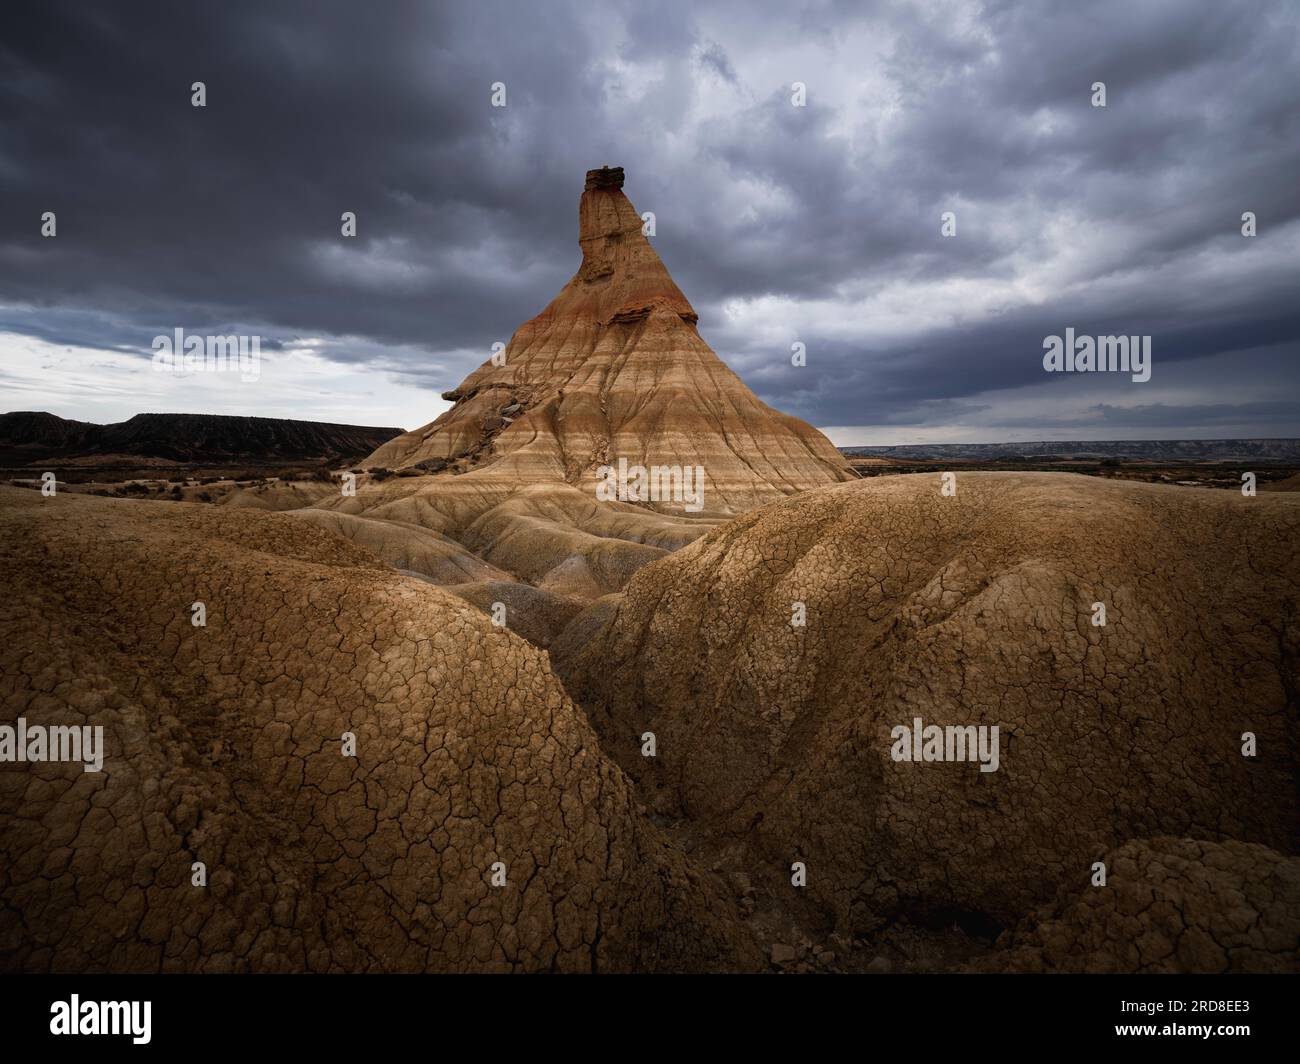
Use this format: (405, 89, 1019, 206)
(304, 477, 722, 617)
(0, 487, 760, 973)
(552, 472, 1300, 971)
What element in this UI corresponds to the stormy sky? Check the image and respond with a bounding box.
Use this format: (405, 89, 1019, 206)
(1, 0, 1297, 443)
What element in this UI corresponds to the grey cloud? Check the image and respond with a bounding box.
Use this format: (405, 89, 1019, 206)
(1, 0, 1297, 439)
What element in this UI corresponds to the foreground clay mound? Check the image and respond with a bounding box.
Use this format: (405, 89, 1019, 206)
(552, 473, 1300, 962)
(0, 487, 760, 972)
(364, 166, 854, 514)
(976, 838, 1300, 973)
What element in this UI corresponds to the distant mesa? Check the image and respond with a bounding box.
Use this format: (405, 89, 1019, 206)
(0, 411, 403, 466)
(841, 439, 1300, 463)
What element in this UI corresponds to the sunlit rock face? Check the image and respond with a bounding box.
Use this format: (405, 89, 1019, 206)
(364, 166, 855, 516)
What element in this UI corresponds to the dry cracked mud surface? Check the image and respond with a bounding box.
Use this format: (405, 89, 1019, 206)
(552, 472, 1300, 970)
(3, 472, 1297, 972)
(0, 487, 760, 972)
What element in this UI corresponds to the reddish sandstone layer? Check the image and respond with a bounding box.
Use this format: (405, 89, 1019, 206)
(365, 167, 854, 514)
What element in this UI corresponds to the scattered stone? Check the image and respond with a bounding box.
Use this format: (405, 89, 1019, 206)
(769, 943, 798, 966)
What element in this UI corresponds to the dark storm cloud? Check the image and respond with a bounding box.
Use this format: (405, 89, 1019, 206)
(1, 0, 1297, 437)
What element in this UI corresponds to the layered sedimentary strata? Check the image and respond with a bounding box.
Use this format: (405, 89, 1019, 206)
(552, 472, 1300, 963)
(363, 167, 854, 514)
(0, 487, 760, 972)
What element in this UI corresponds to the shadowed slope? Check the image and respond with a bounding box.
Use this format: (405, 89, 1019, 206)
(971, 838, 1300, 973)
(0, 487, 760, 973)
(552, 472, 1300, 970)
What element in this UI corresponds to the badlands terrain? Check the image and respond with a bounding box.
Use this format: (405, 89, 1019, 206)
(1, 168, 1297, 973)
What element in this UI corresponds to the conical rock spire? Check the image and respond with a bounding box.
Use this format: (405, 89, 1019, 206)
(365, 167, 854, 513)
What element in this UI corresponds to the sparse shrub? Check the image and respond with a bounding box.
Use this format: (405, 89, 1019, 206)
(278, 466, 336, 482)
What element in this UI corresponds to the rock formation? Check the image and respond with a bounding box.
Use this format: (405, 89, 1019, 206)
(364, 166, 854, 514)
(302, 167, 855, 635)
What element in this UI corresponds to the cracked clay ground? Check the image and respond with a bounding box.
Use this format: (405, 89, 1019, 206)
(1, 472, 1297, 973)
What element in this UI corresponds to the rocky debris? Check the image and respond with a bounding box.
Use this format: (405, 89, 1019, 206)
(769, 943, 798, 966)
